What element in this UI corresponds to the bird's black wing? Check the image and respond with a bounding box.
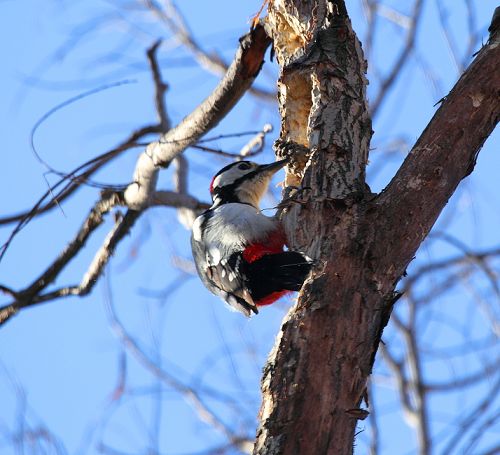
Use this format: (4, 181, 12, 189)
(191, 233, 257, 316)
(204, 251, 258, 317)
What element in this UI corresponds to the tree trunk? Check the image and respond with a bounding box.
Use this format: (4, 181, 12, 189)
(254, 2, 500, 454)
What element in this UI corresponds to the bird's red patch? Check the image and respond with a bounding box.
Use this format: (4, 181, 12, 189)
(256, 290, 290, 306)
(242, 242, 280, 263)
(243, 230, 289, 306)
(242, 230, 286, 263)
(209, 175, 216, 193)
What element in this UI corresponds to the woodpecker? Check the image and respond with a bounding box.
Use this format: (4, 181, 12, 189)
(191, 158, 313, 316)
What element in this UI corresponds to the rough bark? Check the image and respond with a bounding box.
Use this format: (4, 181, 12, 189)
(254, 2, 499, 455)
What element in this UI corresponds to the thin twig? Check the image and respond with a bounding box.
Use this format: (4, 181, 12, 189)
(440, 376, 500, 455)
(191, 123, 273, 159)
(394, 309, 431, 455)
(123, 24, 271, 209)
(147, 39, 171, 132)
(145, 0, 275, 102)
(0, 124, 160, 228)
(0, 25, 271, 325)
(102, 287, 248, 446)
(0, 192, 123, 325)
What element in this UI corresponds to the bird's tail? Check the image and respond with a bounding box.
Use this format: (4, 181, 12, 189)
(246, 251, 314, 302)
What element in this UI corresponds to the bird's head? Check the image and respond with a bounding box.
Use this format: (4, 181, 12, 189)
(209, 159, 288, 208)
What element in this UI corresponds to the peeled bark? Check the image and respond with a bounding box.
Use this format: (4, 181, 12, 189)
(254, 2, 500, 454)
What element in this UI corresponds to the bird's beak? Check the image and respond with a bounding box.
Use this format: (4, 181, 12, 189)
(255, 158, 289, 177)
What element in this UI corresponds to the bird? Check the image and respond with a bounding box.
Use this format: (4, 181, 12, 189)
(191, 158, 313, 316)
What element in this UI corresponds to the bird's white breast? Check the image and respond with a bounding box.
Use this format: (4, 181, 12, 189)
(194, 203, 279, 251)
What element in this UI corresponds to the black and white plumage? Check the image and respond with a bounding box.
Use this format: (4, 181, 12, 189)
(191, 159, 313, 316)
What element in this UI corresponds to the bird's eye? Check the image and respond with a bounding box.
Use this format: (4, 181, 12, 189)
(238, 162, 252, 170)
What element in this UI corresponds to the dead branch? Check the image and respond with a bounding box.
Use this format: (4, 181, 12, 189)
(373, 20, 500, 279)
(0, 124, 160, 227)
(0, 192, 122, 324)
(124, 24, 272, 210)
(102, 285, 253, 452)
(147, 39, 171, 132)
(0, 24, 271, 326)
(145, 0, 275, 102)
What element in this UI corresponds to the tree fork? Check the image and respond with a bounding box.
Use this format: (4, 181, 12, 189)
(255, 2, 499, 455)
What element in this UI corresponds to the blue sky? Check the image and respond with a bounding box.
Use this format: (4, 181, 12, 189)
(0, 1, 498, 454)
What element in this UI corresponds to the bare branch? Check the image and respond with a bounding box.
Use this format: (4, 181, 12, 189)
(430, 232, 500, 296)
(147, 39, 171, 132)
(402, 246, 500, 291)
(102, 286, 252, 451)
(373, 18, 500, 283)
(147, 38, 199, 229)
(393, 310, 430, 454)
(436, 0, 481, 74)
(124, 24, 271, 210)
(150, 191, 209, 211)
(440, 375, 500, 455)
(425, 358, 500, 392)
(367, 380, 379, 455)
(172, 155, 199, 228)
(436, 1, 465, 74)
(0, 25, 271, 325)
(361, 0, 379, 62)
(145, 0, 275, 102)
(379, 343, 416, 420)
(0, 192, 124, 325)
(191, 123, 273, 159)
(239, 123, 273, 157)
(0, 124, 160, 227)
